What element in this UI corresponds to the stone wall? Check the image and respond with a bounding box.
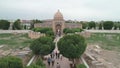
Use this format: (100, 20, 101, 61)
(28, 31, 45, 39)
(65, 23, 82, 29)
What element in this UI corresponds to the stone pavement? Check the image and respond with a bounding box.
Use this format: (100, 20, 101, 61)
(43, 56, 71, 68)
(43, 36, 72, 68)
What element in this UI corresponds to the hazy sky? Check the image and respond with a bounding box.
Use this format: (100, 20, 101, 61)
(0, 0, 120, 21)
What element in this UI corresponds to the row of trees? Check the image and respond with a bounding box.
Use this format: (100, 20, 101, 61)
(33, 28, 54, 38)
(0, 19, 44, 30)
(82, 21, 120, 30)
(63, 28, 83, 34)
(30, 34, 87, 68)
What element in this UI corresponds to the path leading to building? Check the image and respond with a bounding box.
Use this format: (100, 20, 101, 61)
(43, 36, 72, 68)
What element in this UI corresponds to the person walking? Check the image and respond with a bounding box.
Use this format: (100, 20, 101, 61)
(60, 54, 62, 60)
(47, 56, 51, 66)
(55, 51, 58, 59)
(51, 57, 55, 66)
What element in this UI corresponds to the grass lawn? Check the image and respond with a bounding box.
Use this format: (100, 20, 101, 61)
(0, 33, 33, 50)
(86, 33, 120, 52)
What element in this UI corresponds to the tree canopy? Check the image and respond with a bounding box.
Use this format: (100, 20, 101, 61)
(88, 21, 96, 29)
(82, 23, 88, 29)
(30, 36, 55, 55)
(63, 28, 83, 34)
(33, 28, 54, 38)
(0, 56, 23, 68)
(58, 34, 87, 59)
(0, 20, 10, 30)
(32, 19, 43, 23)
(12, 19, 22, 30)
(103, 21, 114, 30)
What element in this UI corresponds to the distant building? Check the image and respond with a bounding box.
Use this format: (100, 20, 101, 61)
(21, 20, 32, 29)
(34, 10, 82, 35)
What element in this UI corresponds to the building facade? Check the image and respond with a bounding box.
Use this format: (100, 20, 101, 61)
(34, 10, 82, 35)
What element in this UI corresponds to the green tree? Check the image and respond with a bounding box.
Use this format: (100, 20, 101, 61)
(76, 64, 86, 68)
(35, 58, 45, 67)
(0, 20, 10, 30)
(0, 56, 23, 68)
(82, 23, 88, 29)
(103, 21, 114, 30)
(99, 23, 103, 30)
(32, 19, 43, 23)
(88, 21, 96, 29)
(30, 37, 55, 56)
(58, 35, 87, 67)
(63, 28, 83, 34)
(13, 19, 22, 30)
(33, 28, 52, 33)
(25, 64, 41, 68)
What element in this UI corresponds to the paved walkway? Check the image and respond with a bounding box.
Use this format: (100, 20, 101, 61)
(43, 36, 71, 68)
(43, 56, 71, 68)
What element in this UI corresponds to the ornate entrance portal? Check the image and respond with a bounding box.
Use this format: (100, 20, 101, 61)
(56, 24, 61, 36)
(52, 10, 65, 36)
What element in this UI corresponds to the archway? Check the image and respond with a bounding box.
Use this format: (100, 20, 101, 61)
(55, 24, 61, 36)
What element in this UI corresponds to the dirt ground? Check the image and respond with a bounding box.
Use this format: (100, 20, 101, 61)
(86, 44, 120, 68)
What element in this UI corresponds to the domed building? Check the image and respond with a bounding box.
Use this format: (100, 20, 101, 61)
(34, 10, 82, 36)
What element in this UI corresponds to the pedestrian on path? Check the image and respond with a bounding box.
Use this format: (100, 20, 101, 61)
(60, 54, 62, 60)
(51, 51, 55, 58)
(56, 51, 60, 59)
(51, 57, 55, 66)
(47, 56, 51, 66)
(56, 62, 60, 68)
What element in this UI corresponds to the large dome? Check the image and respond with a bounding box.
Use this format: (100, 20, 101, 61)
(54, 10, 63, 20)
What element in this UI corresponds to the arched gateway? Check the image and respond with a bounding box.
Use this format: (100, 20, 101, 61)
(34, 10, 82, 36)
(52, 10, 65, 36)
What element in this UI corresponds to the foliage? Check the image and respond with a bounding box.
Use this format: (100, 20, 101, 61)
(98, 23, 103, 30)
(103, 21, 114, 30)
(32, 19, 43, 23)
(33, 28, 54, 37)
(30, 36, 55, 55)
(33, 28, 52, 33)
(25, 58, 45, 68)
(0, 20, 10, 30)
(82, 23, 88, 29)
(35, 58, 45, 67)
(12, 19, 22, 30)
(58, 34, 87, 59)
(25, 64, 40, 68)
(88, 21, 96, 29)
(63, 28, 83, 34)
(76, 64, 86, 68)
(0, 56, 23, 68)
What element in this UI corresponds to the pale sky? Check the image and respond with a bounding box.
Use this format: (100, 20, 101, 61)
(0, 0, 120, 21)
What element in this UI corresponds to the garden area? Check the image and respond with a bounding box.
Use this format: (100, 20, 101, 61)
(86, 33, 120, 52)
(0, 33, 32, 50)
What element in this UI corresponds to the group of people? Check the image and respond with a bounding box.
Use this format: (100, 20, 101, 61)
(47, 51, 62, 68)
